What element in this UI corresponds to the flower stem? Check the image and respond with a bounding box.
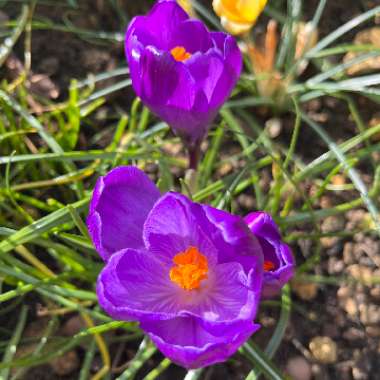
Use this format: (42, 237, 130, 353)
(188, 144, 200, 170)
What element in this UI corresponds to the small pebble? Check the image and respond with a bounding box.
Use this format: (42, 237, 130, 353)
(347, 264, 374, 286)
(61, 315, 86, 336)
(359, 304, 380, 325)
(309, 336, 338, 364)
(320, 216, 345, 248)
(50, 350, 79, 376)
(343, 327, 364, 341)
(343, 298, 359, 317)
(286, 356, 312, 380)
(365, 326, 380, 338)
(292, 280, 318, 301)
(352, 366, 368, 380)
(265, 118, 282, 138)
(343, 242, 355, 265)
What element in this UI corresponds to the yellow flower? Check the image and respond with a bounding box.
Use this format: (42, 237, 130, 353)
(213, 0, 268, 35)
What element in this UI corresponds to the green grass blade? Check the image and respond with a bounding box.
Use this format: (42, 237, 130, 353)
(143, 358, 171, 380)
(306, 6, 380, 57)
(0, 90, 64, 155)
(0, 5, 28, 67)
(115, 338, 157, 380)
(301, 112, 380, 236)
(184, 369, 204, 380)
(0, 305, 28, 380)
(242, 341, 285, 380)
(0, 197, 89, 255)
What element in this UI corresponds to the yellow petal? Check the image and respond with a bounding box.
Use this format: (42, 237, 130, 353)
(235, 0, 268, 22)
(213, 0, 268, 34)
(213, 0, 224, 17)
(221, 17, 253, 35)
(213, 0, 247, 23)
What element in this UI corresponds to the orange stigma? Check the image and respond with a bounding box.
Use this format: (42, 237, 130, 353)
(263, 260, 276, 271)
(170, 46, 192, 62)
(170, 247, 208, 290)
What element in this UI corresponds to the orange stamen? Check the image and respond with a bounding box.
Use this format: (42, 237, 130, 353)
(263, 260, 276, 271)
(169, 247, 208, 290)
(170, 46, 192, 62)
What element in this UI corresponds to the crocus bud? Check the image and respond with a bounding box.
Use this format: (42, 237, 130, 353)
(213, 0, 268, 35)
(125, 0, 242, 146)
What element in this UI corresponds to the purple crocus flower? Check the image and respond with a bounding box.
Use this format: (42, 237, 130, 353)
(125, 0, 242, 145)
(87, 166, 263, 368)
(245, 212, 295, 298)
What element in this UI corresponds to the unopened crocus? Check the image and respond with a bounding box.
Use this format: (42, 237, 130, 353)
(246, 20, 287, 101)
(87, 166, 263, 368)
(245, 211, 295, 298)
(213, 0, 268, 35)
(125, 0, 242, 146)
(246, 19, 318, 106)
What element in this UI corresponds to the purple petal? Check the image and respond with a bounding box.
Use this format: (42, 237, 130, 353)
(125, 57, 228, 142)
(209, 58, 241, 108)
(141, 316, 260, 369)
(97, 249, 181, 321)
(134, 47, 215, 144)
(245, 212, 281, 241)
(125, 34, 145, 95)
(262, 243, 295, 298)
(124, 2, 243, 145)
(138, 47, 196, 110)
(87, 166, 160, 261)
(170, 19, 213, 53)
(97, 248, 261, 332)
(186, 50, 226, 104)
(192, 203, 263, 278)
(143, 192, 218, 266)
(210, 32, 242, 81)
(245, 211, 295, 297)
(182, 261, 262, 336)
(157, 90, 213, 144)
(126, 0, 188, 51)
(245, 212, 282, 270)
(186, 45, 241, 109)
(143, 194, 262, 333)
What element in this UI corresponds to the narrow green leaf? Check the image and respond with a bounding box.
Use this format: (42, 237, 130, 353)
(242, 341, 285, 380)
(0, 305, 28, 379)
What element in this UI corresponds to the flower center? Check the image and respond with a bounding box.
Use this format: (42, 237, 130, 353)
(169, 246, 208, 290)
(263, 260, 276, 271)
(170, 46, 192, 62)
